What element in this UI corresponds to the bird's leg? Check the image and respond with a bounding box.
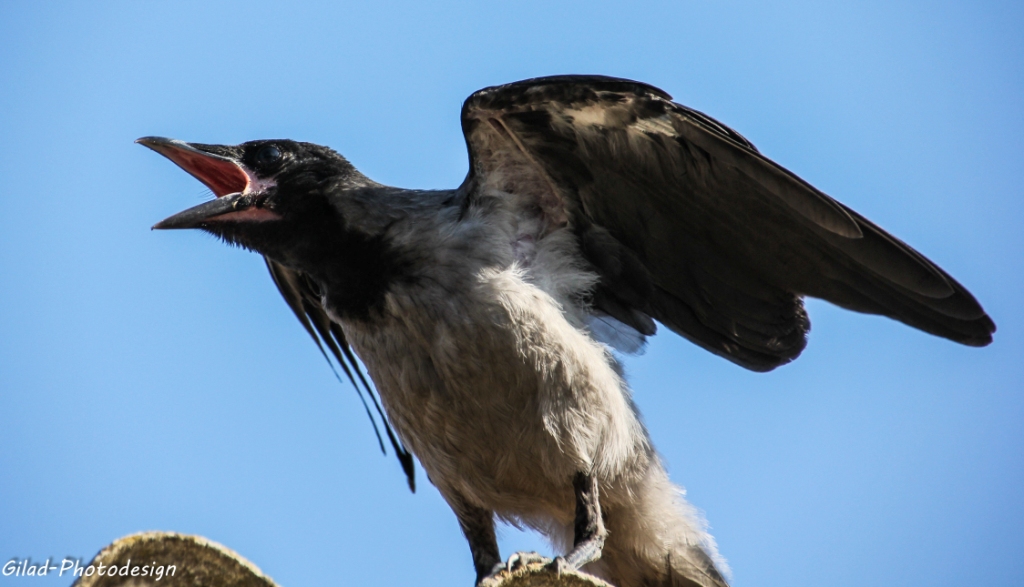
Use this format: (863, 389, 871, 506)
(549, 471, 607, 573)
(451, 495, 501, 585)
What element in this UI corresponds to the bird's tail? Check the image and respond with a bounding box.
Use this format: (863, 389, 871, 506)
(583, 463, 730, 587)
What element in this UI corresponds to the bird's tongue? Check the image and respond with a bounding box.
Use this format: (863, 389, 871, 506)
(158, 147, 249, 197)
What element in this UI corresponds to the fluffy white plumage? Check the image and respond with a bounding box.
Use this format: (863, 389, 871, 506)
(338, 183, 728, 587)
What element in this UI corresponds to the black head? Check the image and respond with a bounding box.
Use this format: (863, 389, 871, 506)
(141, 137, 408, 319)
(139, 137, 365, 258)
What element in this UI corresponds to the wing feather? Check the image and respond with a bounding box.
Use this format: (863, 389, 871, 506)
(461, 75, 994, 370)
(265, 258, 416, 491)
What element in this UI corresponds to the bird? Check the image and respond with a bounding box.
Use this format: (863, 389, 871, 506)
(139, 75, 995, 587)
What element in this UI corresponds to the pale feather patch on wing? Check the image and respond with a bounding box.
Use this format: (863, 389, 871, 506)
(630, 114, 677, 137)
(565, 104, 611, 127)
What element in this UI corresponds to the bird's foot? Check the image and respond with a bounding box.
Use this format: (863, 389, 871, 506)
(503, 551, 553, 573)
(477, 552, 553, 586)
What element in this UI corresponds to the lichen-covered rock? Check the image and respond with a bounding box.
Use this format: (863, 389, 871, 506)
(480, 561, 613, 587)
(70, 532, 277, 587)
(70, 532, 611, 587)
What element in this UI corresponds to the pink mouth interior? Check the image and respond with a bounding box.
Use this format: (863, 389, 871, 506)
(164, 149, 249, 197)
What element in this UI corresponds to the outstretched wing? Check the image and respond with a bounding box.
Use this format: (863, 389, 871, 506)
(264, 258, 416, 491)
(460, 75, 994, 371)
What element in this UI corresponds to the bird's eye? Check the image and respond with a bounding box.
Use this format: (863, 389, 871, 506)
(255, 145, 282, 167)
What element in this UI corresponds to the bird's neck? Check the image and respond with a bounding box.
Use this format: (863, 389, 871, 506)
(294, 186, 462, 322)
(318, 241, 409, 321)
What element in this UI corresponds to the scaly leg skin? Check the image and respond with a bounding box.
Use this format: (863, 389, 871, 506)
(548, 471, 607, 574)
(452, 494, 502, 585)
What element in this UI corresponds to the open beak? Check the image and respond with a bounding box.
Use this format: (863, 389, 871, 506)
(138, 136, 280, 229)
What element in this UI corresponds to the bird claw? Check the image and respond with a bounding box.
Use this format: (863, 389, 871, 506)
(477, 551, 602, 587)
(544, 556, 570, 574)
(505, 551, 552, 572)
(479, 551, 554, 584)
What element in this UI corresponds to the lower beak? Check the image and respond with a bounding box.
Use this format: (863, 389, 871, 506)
(152, 193, 246, 229)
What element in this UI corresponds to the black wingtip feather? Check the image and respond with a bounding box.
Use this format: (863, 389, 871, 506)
(651, 287, 809, 372)
(332, 322, 417, 493)
(265, 258, 389, 454)
(264, 259, 416, 492)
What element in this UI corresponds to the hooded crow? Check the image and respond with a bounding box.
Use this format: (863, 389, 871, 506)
(140, 75, 994, 587)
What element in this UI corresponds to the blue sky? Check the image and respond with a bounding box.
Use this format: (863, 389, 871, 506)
(1, 1, 1021, 586)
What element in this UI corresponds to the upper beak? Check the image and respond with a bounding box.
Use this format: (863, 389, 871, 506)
(138, 136, 280, 229)
(137, 137, 250, 197)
